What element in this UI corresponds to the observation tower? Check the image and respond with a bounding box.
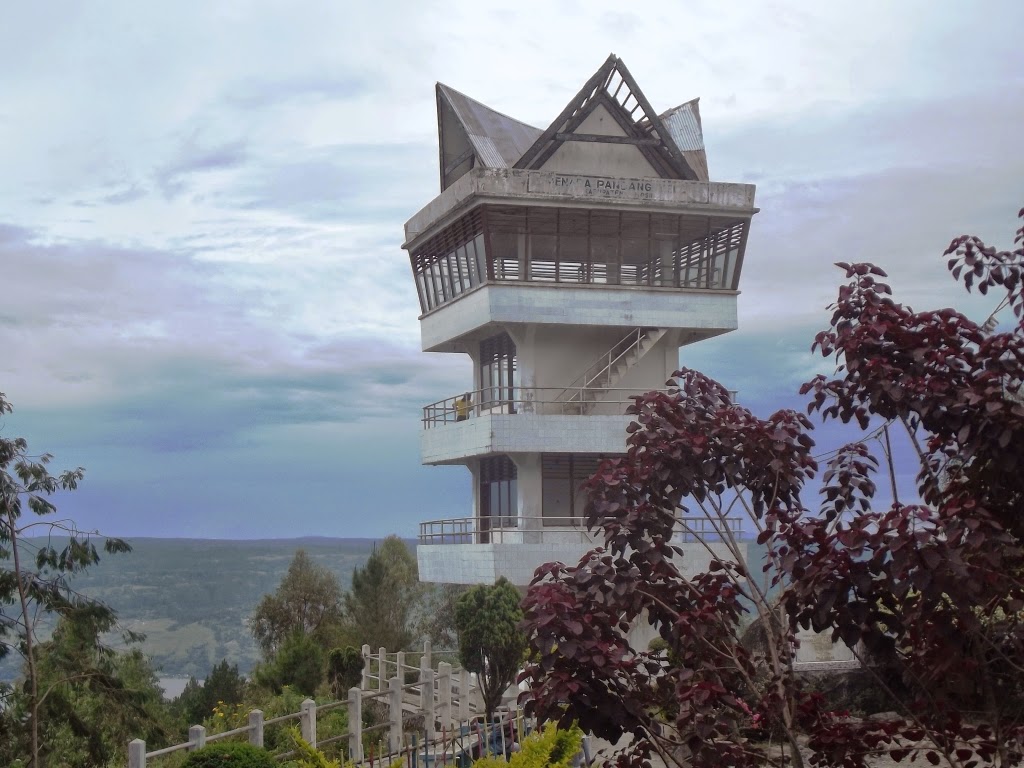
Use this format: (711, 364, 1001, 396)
(405, 55, 757, 586)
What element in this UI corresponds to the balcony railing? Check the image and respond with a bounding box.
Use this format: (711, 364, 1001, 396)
(418, 514, 743, 545)
(423, 386, 738, 428)
(422, 386, 662, 428)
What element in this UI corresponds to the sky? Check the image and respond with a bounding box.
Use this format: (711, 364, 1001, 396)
(1, 1, 1022, 539)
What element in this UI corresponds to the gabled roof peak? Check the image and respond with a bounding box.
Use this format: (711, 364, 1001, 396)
(435, 54, 707, 190)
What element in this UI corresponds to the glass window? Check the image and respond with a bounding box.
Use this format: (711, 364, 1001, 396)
(480, 456, 518, 534)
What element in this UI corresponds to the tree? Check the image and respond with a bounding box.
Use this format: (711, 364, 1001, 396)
(326, 646, 363, 698)
(344, 536, 423, 651)
(0, 392, 132, 768)
(253, 632, 324, 696)
(250, 550, 345, 656)
(175, 659, 246, 726)
(455, 577, 525, 719)
(520, 207, 1024, 768)
(2, 607, 170, 767)
(418, 583, 469, 649)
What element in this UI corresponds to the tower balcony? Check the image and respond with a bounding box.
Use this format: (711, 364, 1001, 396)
(420, 384, 736, 465)
(416, 514, 742, 585)
(421, 386, 645, 464)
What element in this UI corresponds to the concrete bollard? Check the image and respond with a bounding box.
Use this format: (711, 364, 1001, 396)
(249, 710, 264, 747)
(301, 698, 317, 745)
(388, 676, 403, 755)
(437, 662, 452, 730)
(421, 667, 435, 746)
(128, 738, 146, 768)
(348, 686, 363, 761)
(188, 725, 206, 751)
(362, 644, 372, 690)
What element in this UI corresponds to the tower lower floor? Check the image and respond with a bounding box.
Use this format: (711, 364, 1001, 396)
(415, 449, 742, 587)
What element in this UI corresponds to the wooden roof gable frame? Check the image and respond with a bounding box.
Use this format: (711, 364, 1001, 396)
(436, 83, 543, 191)
(513, 54, 706, 182)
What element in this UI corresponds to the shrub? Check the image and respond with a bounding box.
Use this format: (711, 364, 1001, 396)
(182, 742, 276, 768)
(473, 722, 583, 768)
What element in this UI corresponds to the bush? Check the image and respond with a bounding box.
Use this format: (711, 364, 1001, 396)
(473, 722, 582, 768)
(182, 742, 276, 768)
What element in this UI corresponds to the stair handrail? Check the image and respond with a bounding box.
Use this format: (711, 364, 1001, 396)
(556, 327, 649, 405)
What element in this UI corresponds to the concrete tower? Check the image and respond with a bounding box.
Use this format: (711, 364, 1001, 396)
(405, 55, 757, 586)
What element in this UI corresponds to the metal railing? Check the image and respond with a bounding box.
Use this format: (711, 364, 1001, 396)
(423, 386, 739, 429)
(422, 386, 667, 428)
(557, 328, 653, 405)
(419, 514, 743, 545)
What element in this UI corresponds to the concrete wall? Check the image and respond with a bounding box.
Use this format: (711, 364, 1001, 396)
(420, 413, 634, 465)
(416, 539, 740, 587)
(420, 283, 737, 353)
(404, 169, 757, 246)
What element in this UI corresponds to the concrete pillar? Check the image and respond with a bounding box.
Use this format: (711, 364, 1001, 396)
(362, 644, 372, 690)
(422, 639, 432, 672)
(348, 687, 363, 761)
(421, 667, 435, 746)
(378, 647, 387, 691)
(248, 710, 264, 747)
(188, 725, 206, 751)
(458, 667, 471, 722)
(437, 662, 453, 730)
(515, 453, 543, 542)
(388, 676, 403, 755)
(301, 698, 317, 746)
(396, 651, 406, 682)
(128, 739, 146, 768)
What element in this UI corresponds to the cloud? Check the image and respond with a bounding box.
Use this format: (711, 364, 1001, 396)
(156, 139, 249, 198)
(0, 1, 1021, 539)
(223, 75, 368, 110)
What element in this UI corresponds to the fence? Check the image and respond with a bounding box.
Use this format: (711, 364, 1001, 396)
(128, 642, 525, 768)
(419, 513, 744, 545)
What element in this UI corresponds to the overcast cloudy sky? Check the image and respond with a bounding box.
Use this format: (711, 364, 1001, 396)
(1, 1, 1022, 539)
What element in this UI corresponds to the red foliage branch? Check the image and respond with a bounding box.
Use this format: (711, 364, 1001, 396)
(521, 207, 1024, 768)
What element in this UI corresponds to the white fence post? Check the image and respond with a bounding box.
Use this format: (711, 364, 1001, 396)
(249, 710, 264, 747)
(378, 647, 387, 692)
(396, 651, 406, 683)
(362, 644, 372, 690)
(458, 667, 471, 721)
(422, 639, 432, 672)
(128, 738, 146, 768)
(301, 698, 317, 745)
(348, 686, 363, 761)
(437, 662, 452, 731)
(188, 725, 206, 751)
(388, 676, 403, 755)
(421, 667, 435, 747)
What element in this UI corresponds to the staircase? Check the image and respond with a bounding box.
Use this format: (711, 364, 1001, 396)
(558, 328, 667, 414)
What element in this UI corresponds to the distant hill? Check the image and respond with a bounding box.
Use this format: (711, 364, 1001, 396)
(1, 536, 403, 682)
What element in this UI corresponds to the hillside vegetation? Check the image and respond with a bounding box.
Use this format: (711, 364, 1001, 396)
(0, 537, 398, 681)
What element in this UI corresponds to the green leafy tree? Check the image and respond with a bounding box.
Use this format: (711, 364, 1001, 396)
(2, 607, 170, 768)
(0, 391, 132, 768)
(454, 577, 526, 719)
(418, 583, 468, 649)
(326, 646, 363, 698)
(175, 659, 246, 726)
(253, 632, 324, 696)
(344, 536, 423, 651)
(250, 550, 345, 656)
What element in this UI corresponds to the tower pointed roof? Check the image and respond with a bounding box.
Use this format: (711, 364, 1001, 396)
(512, 54, 702, 181)
(436, 83, 543, 191)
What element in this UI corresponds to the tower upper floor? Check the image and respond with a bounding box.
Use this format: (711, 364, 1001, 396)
(403, 54, 757, 353)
